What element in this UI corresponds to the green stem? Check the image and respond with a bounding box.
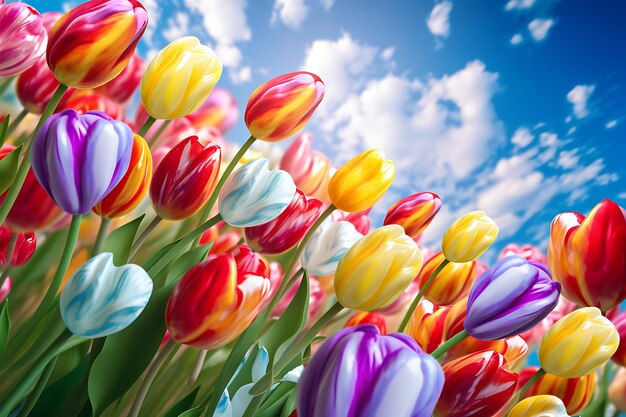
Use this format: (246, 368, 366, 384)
(15, 355, 59, 417)
(138, 115, 157, 137)
(129, 216, 162, 260)
(398, 259, 450, 333)
(187, 349, 208, 386)
(0, 84, 69, 226)
(148, 119, 172, 148)
(6, 109, 28, 138)
(0, 76, 14, 96)
(0, 232, 17, 289)
(431, 328, 469, 360)
(517, 367, 546, 399)
(92, 217, 112, 257)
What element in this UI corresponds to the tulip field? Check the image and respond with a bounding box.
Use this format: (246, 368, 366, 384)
(0, 1, 625, 417)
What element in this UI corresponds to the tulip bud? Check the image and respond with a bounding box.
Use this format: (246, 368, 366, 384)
(447, 335, 528, 370)
(519, 366, 595, 414)
(47, 0, 148, 88)
(609, 367, 626, 413)
(30, 110, 133, 215)
(96, 52, 144, 103)
(334, 225, 423, 311)
(434, 350, 519, 417)
(16, 56, 60, 114)
(150, 136, 221, 220)
(0, 277, 11, 304)
(384, 192, 442, 240)
(508, 395, 570, 417)
(344, 312, 387, 335)
(548, 199, 626, 311)
(141, 37, 222, 120)
(60, 253, 152, 337)
(166, 246, 271, 349)
(539, 307, 619, 378)
(244, 189, 323, 254)
(59, 92, 124, 120)
(612, 312, 626, 367)
(0, 227, 36, 267)
(464, 256, 560, 340)
(219, 159, 296, 227)
(94, 134, 152, 218)
(417, 251, 477, 306)
(186, 87, 239, 133)
(301, 219, 363, 277)
(0, 3, 46, 76)
(407, 299, 466, 354)
(441, 211, 498, 262)
(297, 326, 444, 417)
(328, 149, 395, 213)
(245, 72, 325, 142)
(499, 243, 547, 264)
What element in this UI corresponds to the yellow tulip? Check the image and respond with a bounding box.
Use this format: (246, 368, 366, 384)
(539, 307, 619, 378)
(328, 149, 395, 213)
(441, 211, 498, 262)
(508, 395, 570, 417)
(334, 225, 423, 311)
(141, 37, 222, 120)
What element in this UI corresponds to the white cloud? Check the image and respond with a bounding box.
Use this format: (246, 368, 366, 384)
(510, 34, 523, 45)
(567, 84, 595, 119)
(511, 127, 534, 147)
(272, 0, 309, 28)
(606, 120, 618, 129)
(230, 66, 252, 84)
(321, 0, 335, 9)
(163, 13, 190, 42)
(381, 47, 395, 61)
(528, 18, 555, 41)
(505, 0, 536, 10)
(619, 192, 626, 199)
(557, 149, 580, 169)
(427, 1, 453, 41)
(141, 0, 160, 47)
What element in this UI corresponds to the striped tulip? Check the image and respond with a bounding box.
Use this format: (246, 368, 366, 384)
(272, 274, 325, 321)
(297, 326, 444, 417)
(165, 246, 271, 349)
(416, 251, 477, 306)
(0, 227, 36, 267)
(344, 311, 387, 335)
(407, 299, 466, 354)
(548, 199, 626, 311)
(96, 52, 144, 103)
(93, 134, 152, 218)
(245, 72, 325, 142)
(0, 2, 46, 76)
(384, 192, 442, 240)
(499, 243, 547, 265)
(301, 219, 363, 277)
(0, 277, 10, 304)
(16, 56, 60, 114)
(150, 136, 221, 220)
(508, 395, 570, 417)
(446, 335, 528, 370)
(47, 0, 148, 89)
(58, 92, 124, 120)
(519, 366, 595, 414)
(442, 211, 498, 263)
(519, 296, 577, 348)
(186, 87, 239, 133)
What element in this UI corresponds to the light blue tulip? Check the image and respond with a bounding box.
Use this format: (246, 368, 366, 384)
(60, 252, 153, 338)
(219, 159, 296, 227)
(301, 219, 363, 276)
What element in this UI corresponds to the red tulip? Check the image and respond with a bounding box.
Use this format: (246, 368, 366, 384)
(331, 209, 372, 235)
(344, 311, 387, 335)
(244, 189, 324, 254)
(0, 276, 11, 303)
(150, 136, 221, 220)
(96, 52, 144, 103)
(612, 312, 626, 367)
(58, 92, 124, 120)
(16, 56, 60, 114)
(446, 335, 528, 370)
(434, 350, 519, 417)
(407, 298, 466, 354)
(0, 226, 36, 266)
(384, 192, 442, 240)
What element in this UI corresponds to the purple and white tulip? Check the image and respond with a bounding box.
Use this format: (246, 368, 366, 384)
(464, 255, 561, 340)
(30, 110, 133, 215)
(297, 325, 444, 417)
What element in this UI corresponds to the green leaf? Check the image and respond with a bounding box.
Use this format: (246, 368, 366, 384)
(279, 389, 296, 417)
(0, 144, 23, 194)
(0, 115, 9, 147)
(158, 242, 212, 288)
(0, 300, 10, 356)
(88, 281, 174, 416)
(103, 214, 145, 264)
(177, 407, 204, 417)
(257, 382, 296, 417)
(164, 387, 200, 417)
(48, 340, 90, 385)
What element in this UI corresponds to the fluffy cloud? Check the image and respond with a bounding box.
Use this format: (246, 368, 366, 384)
(272, 0, 309, 28)
(163, 12, 189, 42)
(141, 0, 160, 47)
(505, 0, 536, 10)
(511, 127, 534, 147)
(567, 84, 595, 119)
(528, 18, 555, 41)
(510, 34, 523, 45)
(427, 1, 453, 42)
(606, 120, 618, 129)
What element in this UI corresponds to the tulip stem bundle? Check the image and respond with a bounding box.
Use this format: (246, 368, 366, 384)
(138, 115, 157, 137)
(5, 108, 28, 138)
(431, 328, 469, 360)
(398, 258, 450, 332)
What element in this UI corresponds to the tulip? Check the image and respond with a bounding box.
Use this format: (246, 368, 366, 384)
(539, 307, 619, 378)
(94, 134, 152, 218)
(384, 192, 442, 240)
(0, 276, 10, 303)
(245, 72, 325, 142)
(47, 0, 148, 89)
(219, 159, 296, 227)
(463, 256, 560, 340)
(446, 335, 528, 370)
(519, 296, 577, 348)
(434, 350, 519, 417)
(416, 251, 477, 306)
(297, 326, 444, 417)
(166, 246, 271, 349)
(244, 189, 324, 254)
(441, 211, 498, 263)
(344, 312, 387, 335)
(272, 274, 325, 320)
(612, 312, 626, 367)
(609, 368, 626, 413)
(41, 11, 63, 32)
(16, 56, 60, 115)
(328, 149, 395, 213)
(519, 366, 595, 414)
(332, 209, 372, 235)
(141, 37, 222, 120)
(60, 253, 152, 337)
(150, 136, 221, 220)
(499, 243, 547, 264)
(279, 133, 332, 203)
(0, 227, 36, 267)
(334, 225, 423, 311)
(96, 52, 144, 103)
(407, 299, 467, 354)
(0, 3, 46, 77)
(508, 395, 570, 417)
(186, 87, 239, 133)
(548, 199, 626, 311)
(59, 92, 124, 120)
(208, 232, 241, 255)
(30, 110, 133, 215)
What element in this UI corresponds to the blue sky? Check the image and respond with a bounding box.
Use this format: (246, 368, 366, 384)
(14, 0, 626, 258)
